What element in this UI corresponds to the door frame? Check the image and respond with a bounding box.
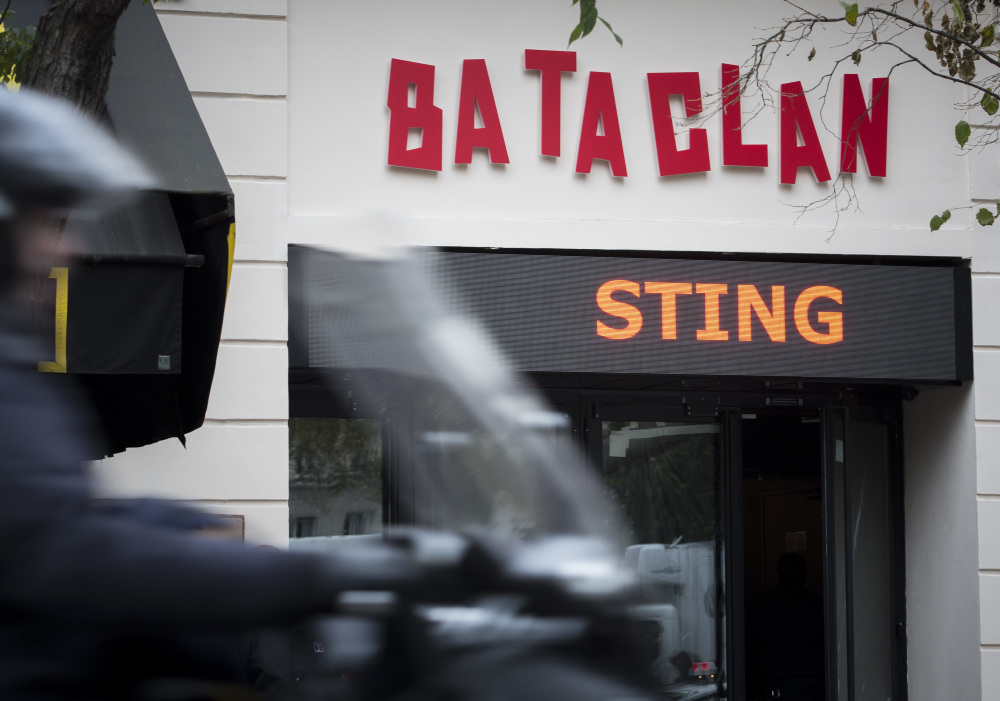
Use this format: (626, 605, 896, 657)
(562, 386, 906, 701)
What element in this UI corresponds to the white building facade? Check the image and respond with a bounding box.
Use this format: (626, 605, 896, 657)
(89, 1, 1000, 699)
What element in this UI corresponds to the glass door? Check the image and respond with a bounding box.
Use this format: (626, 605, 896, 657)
(591, 405, 728, 700)
(823, 401, 902, 701)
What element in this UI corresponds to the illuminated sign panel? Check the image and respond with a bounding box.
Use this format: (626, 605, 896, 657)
(422, 252, 971, 383)
(290, 249, 972, 383)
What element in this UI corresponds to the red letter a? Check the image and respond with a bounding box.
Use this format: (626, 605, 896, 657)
(576, 72, 628, 177)
(780, 81, 831, 184)
(455, 59, 510, 164)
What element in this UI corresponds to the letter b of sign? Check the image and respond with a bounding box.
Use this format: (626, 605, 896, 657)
(387, 59, 444, 171)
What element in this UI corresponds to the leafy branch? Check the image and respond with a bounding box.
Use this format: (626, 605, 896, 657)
(568, 0, 621, 47)
(741, 0, 1000, 230)
(575, 1, 1000, 231)
(0, 4, 34, 85)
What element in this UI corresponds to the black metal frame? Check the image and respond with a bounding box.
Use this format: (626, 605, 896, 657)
(843, 405, 858, 701)
(821, 403, 843, 701)
(724, 409, 746, 701)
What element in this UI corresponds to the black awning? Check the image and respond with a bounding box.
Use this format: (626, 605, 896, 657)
(11, 1, 235, 456)
(61, 191, 186, 375)
(101, 1, 232, 199)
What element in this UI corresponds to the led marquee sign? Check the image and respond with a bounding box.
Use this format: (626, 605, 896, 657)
(291, 249, 972, 384)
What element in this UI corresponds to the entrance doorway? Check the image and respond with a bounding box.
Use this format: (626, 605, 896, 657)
(742, 413, 825, 701)
(575, 390, 904, 701)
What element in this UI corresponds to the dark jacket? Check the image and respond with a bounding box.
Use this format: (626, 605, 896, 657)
(0, 314, 332, 700)
(234, 626, 327, 701)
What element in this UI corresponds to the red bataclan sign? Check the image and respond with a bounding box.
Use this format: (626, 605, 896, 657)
(596, 280, 844, 345)
(386, 51, 889, 183)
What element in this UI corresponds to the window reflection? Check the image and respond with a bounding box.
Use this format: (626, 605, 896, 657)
(288, 417, 383, 540)
(603, 421, 725, 700)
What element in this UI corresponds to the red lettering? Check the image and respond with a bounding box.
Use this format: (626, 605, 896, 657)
(525, 49, 577, 157)
(386, 59, 444, 171)
(840, 74, 889, 177)
(388, 57, 889, 185)
(576, 72, 628, 177)
(780, 81, 831, 184)
(647, 72, 711, 176)
(455, 59, 509, 164)
(721, 64, 768, 167)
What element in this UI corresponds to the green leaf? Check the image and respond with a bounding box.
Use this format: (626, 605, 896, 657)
(930, 209, 952, 231)
(984, 25, 996, 47)
(956, 120, 971, 147)
(0, 25, 35, 85)
(983, 93, 1000, 116)
(808, 47, 816, 61)
(840, 2, 859, 26)
(951, 0, 965, 24)
(851, 49, 862, 65)
(600, 17, 623, 47)
(978, 208, 996, 226)
(581, 9, 598, 36)
(567, 0, 598, 46)
(569, 1, 619, 48)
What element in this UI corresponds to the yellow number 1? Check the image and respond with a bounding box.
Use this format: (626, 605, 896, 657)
(38, 267, 68, 374)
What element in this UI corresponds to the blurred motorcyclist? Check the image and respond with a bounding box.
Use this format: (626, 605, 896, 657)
(0, 88, 412, 701)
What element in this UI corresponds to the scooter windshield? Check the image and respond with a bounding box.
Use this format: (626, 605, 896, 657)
(292, 243, 618, 544)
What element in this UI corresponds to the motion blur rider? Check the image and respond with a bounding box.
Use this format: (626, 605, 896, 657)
(0, 89, 412, 700)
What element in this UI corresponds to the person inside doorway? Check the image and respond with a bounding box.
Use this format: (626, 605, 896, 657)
(747, 552, 825, 701)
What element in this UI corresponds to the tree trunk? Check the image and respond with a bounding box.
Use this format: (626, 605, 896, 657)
(22, 0, 132, 117)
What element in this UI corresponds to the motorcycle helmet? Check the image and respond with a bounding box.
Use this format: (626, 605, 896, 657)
(0, 87, 155, 293)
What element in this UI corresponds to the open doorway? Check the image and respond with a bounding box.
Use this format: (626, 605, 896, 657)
(742, 412, 825, 701)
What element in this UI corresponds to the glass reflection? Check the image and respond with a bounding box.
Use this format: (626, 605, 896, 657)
(603, 421, 725, 700)
(289, 417, 383, 540)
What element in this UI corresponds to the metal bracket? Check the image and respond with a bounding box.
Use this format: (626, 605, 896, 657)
(683, 395, 720, 418)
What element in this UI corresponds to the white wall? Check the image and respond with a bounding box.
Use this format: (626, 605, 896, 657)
(904, 385, 981, 701)
(286, 0, 973, 254)
(89, 2, 1000, 697)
